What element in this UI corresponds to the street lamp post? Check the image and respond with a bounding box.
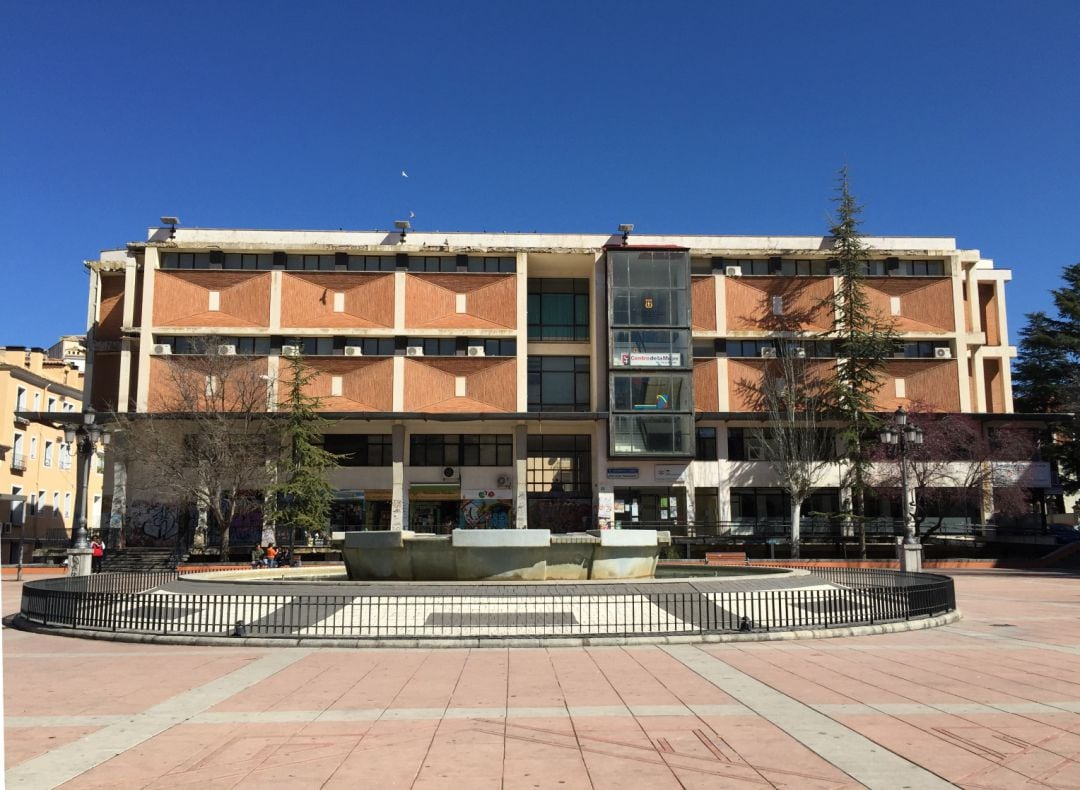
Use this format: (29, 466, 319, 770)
(879, 407, 924, 572)
(64, 411, 110, 576)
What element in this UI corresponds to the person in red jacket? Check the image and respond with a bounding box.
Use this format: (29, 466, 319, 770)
(91, 538, 104, 573)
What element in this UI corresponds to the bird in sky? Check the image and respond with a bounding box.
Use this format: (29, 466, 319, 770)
(409, 210, 415, 219)
(401, 170, 409, 178)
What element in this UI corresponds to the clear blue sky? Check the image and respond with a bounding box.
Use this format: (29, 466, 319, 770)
(2, 1, 1077, 348)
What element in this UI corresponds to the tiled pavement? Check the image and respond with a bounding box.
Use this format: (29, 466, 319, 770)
(4, 569, 1080, 789)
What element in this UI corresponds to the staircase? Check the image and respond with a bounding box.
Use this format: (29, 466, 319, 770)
(100, 547, 181, 573)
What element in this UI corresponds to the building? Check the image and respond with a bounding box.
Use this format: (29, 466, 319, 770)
(47, 335, 87, 372)
(82, 225, 1022, 551)
(0, 346, 104, 563)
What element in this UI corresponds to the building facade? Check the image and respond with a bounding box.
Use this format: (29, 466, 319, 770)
(0, 346, 103, 562)
(84, 227, 1018, 546)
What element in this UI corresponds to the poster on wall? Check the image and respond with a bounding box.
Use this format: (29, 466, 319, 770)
(598, 491, 615, 529)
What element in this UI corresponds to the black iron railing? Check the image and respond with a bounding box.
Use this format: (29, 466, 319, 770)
(17, 567, 955, 641)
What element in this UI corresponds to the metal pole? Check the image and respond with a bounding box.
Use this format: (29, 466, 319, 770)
(71, 431, 91, 550)
(899, 436, 916, 545)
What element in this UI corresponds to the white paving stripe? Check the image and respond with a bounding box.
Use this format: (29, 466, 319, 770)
(5, 649, 311, 790)
(664, 644, 957, 790)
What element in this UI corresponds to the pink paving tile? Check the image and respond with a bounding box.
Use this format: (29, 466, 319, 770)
(706, 647, 856, 705)
(412, 717, 506, 789)
(385, 649, 469, 710)
(62, 723, 314, 790)
(447, 648, 509, 709)
(584, 647, 685, 708)
(4, 725, 101, 770)
(506, 649, 568, 709)
(500, 716, 593, 790)
(322, 718, 439, 790)
(692, 714, 862, 789)
(569, 717, 683, 790)
(622, 646, 741, 707)
(748, 647, 923, 706)
(547, 648, 626, 708)
(833, 713, 1032, 788)
(321, 649, 432, 711)
(5, 651, 266, 717)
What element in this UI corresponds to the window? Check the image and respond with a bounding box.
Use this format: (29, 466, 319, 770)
(695, 427, 717, 460)
(28, 491, 37, 517)
(156, 336, 272, 355)
(346, 255, 396, 272)
(528, 357, 590, 412)
(728, 428, 767, 461)
(11, 487, 24, 525)
(527, 279, 590, 341)
(725, 340, 833, 358)
(409, 434, 512, 467)
(611, 329, 690, 367)
(33, 393, 41, 410)
(897, 341, 948, 359)
(15, 387, 27, 411)
(409, 338, 458, 357)
(47, 397, 56, 411)
(611, 414, 693, 455)
(611, 374, 691, 412)
(64, 492, 71, 519)
(43, 440, 54, 468)
(222, 253, 273, 270)
(64, 402, 74, 412)
(344, 337, 395, 356)
(323, 434, 392, 466)
(11, 433, 24, 469)
(286, 254, 335, 271)
(29, 436, 37, 460)
(59, 444, 72, 470)
(408, 256, 456, 273)
(38, 490, 46, 515)
(467, 256, 516, 273)
(481, 339, 517, 357)
(609, 251, 689, 327)
(299, 337, 335, 356)
(526, 435, 591, 493)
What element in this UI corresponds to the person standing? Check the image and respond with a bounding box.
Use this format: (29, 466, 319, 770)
(265, 544, 278, 568)
(91, 538, 104, 573)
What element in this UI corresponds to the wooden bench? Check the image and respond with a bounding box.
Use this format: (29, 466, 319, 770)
(705, 551, 748, 565)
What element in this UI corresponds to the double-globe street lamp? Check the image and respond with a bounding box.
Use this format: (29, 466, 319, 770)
(879, 406, 925, 572)
(64, 411, 110, 575)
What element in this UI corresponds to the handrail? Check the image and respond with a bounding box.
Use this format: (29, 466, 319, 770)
(17, 566, 956, 642)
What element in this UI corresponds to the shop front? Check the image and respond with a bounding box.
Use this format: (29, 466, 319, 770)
(409, 484, 461, 533)
(330, 489, 393, 532)
(613, 487, 687, 529)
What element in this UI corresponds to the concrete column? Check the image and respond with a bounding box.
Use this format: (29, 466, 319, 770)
(390, 424, 406, 531)
(108, 458, 127, 550)
(514, 424, 528, 529)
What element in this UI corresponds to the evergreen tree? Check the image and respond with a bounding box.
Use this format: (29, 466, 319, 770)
(821, 168, 900, 556)
(269, 357, 341, 548)
(1014, 263, 1080, 493)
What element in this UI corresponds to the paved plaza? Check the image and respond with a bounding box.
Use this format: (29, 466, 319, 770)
(3, 569, 1080, 789)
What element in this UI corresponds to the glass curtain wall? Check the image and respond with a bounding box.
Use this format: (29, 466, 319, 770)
(607, 249, 694, 457)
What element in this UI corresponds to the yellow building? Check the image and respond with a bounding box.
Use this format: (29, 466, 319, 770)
(0, 346, 104, 564)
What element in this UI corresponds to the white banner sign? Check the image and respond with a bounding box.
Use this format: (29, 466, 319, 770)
(614, 352, 681, 367)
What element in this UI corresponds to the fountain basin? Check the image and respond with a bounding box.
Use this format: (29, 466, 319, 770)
(341, 529, 670, 581)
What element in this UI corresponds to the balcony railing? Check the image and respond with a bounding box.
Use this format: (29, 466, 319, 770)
(10, 453, 26, 472)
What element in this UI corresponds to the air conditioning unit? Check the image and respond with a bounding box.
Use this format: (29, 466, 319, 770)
(280, 345, 301, 357)
(467, 346, 485, 357)
(496, 474, 512, 488)
(217, 344, 236, 356)
(793, 347, 807, 358)
(343, 346, 363, 357)
(151, 343, 171, 356)
(725, 265, 742, 277)
(406, 346, 424, 356)
(441, 466, 459, 480)
(934, 347, 952, 359)
(759, 347, 777, 358)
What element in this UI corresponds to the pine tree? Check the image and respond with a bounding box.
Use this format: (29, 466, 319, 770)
(269, 357, 341, 548)
(822, 168, 900, 557)
(1014, 263, 1080, 493)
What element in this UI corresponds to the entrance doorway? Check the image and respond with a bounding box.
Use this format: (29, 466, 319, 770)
(613, 487, 686, 528)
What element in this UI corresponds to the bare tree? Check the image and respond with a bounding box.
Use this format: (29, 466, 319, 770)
(756, 339, 835, 558)
(115, 339, 279, 559)
(870, 411, 1035, 537)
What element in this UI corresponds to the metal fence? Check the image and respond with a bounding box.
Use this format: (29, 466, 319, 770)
(18, 566, 955, 642)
